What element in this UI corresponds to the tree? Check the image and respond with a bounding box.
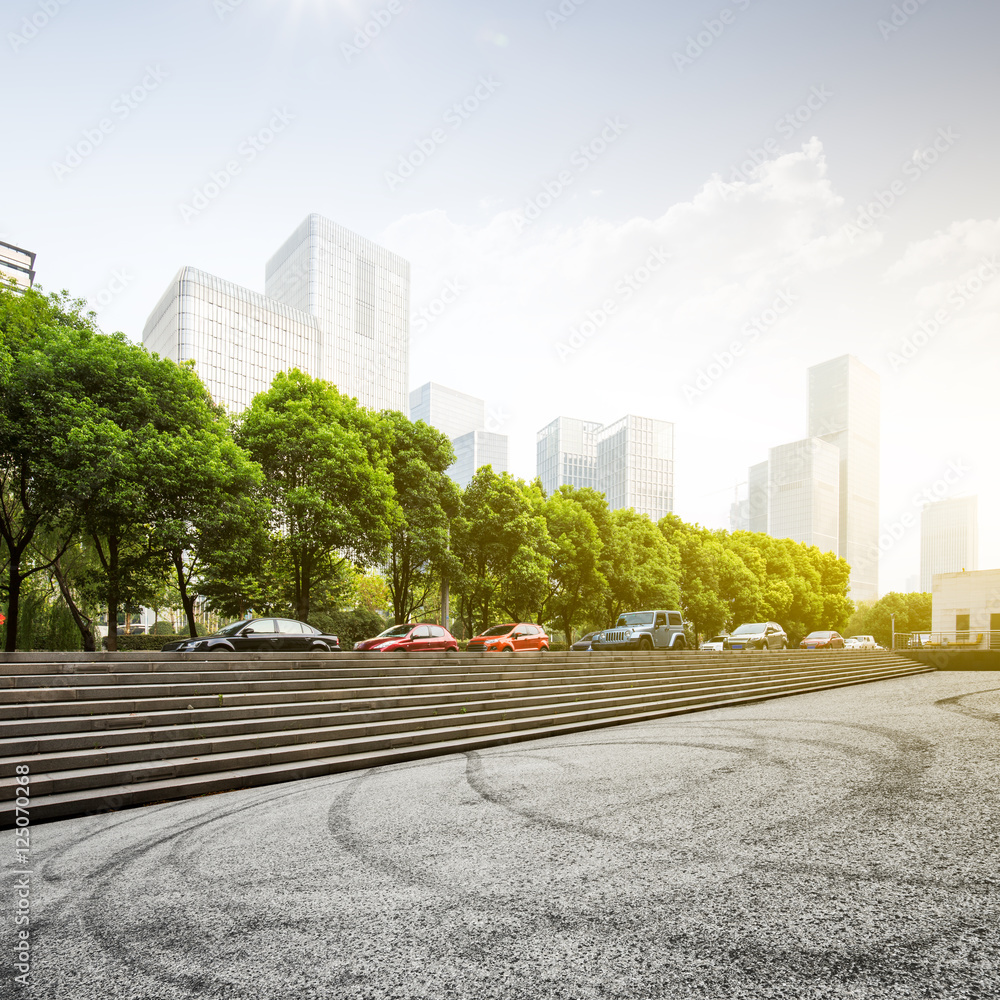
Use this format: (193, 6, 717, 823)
(234, 370, 397, 621)
(0, 288, 125, 650)
(380, 411, 459, 624)
(846, 591, 931, 647)
(599, 508, 681, 625)
(451, 468, 552, 635)
(540, 486, 605, 644)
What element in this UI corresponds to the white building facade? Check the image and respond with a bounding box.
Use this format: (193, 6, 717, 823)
(536, 413, 675, 521)
(921, 496, 979, 592)
(766, 438, 841, 554)
(409, 381, 508, 489)
(143, 215, 409, 414)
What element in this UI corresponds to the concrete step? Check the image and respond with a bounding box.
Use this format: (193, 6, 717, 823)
(0, 658, 922, 754)
(0, 659, 934, 825)
(0, 660, 923, 773)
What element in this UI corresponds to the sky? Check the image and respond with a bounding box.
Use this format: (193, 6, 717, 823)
(3, 0, 999, 596)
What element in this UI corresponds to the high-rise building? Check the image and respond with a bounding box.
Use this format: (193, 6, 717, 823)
(808, 355, 880, 601)
(451, 431, 509, 490)
(409, 381, 508, 489)
(920, 496, 978, 592)
(409, 382, 485, 441)
(598, 415, 674, 521)
(0, 241, 35, 289)
(143, 214, 410, 413)
(767, 438, 840, 553)
(747, 461, 770, 533)
(535, 413, 674, 520)
(536, 417, 601, 495)
(743, 355, 879, 600)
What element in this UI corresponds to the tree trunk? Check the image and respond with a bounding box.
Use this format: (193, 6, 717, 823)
(172, 549, 199, 637)
(104, 533, 120, 652)
(5, 559, 21, 652)
(51, 554, 96, 652)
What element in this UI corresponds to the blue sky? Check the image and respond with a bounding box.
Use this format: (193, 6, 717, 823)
(4, 0, 999, 594)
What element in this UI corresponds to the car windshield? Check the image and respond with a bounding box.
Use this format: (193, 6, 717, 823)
(709, 636, 726, 643)
(732, 623, 767, 635)
(376, 624, 413, 638)
(806, 631, 833, 639)
(216, 620, 252, 636)
(481, 624, 515, 637)
(616, 612, 654, 626)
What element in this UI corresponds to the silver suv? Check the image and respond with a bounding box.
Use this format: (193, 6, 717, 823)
(591, 610, 686, 651)
(723, 621, 788, 651)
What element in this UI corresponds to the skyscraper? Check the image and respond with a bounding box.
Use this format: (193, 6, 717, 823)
(0, 240, 35, 289)
(143, 214, 410, 413)
(536, 413, 674, 520)
(744, 355, 879, 601)
(766, 438, 840, 554)
(409, 381, 508, 489)
(920, 496, 978, 592)
(808, 355, 880, 602)
(536, 417, 601, 495)
(598, 415, 674, 521)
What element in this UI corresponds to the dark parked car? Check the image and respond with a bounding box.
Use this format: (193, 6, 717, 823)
(354, 623, 459, 652)
(571, 631, 598, 652)
(161, 618, 340, 653)
(466, 622, 549, 652)
(799, 630, 845, 650)
(723, 622, 788, 651)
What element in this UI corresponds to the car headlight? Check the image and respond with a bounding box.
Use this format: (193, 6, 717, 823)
(371, 641, 393, 650)
(182, 641, 203, 650)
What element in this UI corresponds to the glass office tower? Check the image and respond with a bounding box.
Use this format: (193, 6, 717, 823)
(536, 417, 601, 496)
(266, 215, 410, 413)
(808, 355, 880, 602)
(143, 267, 319, 414)
(143, 215, 409, 414)
(767, 438, 841, 554)
(409, 382, 485, 440)
(920, 496, 978, 592)
(597, 415, 675, 521)
(408, 381, 509, 488)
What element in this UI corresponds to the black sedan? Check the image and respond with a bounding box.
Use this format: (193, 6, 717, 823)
(571, 631, 598, 651)
(161, 618, 340, 653)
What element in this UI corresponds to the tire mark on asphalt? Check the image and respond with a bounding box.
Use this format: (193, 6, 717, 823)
(934, 686, 1000, 726)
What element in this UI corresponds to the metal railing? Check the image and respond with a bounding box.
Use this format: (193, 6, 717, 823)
(894, 631, 1000, 651)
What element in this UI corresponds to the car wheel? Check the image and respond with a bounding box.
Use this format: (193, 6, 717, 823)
(311, 641, 330, 652)
(673, 637, 686, 650)
(538, 644, 549, 653)
(638, 635, 653, 651)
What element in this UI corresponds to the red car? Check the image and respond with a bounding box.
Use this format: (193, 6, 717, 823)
(799, 630, 845, 650)
(354, 622, 458, 652)
(466, 622, 549, 652)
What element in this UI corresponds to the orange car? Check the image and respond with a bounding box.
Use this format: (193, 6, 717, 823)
(466, 622, 549, 652)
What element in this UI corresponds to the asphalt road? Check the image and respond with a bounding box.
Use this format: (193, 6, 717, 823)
(5, 670, 999, 999)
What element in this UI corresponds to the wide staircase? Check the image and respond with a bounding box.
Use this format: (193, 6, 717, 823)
(0, 649, 933, 825)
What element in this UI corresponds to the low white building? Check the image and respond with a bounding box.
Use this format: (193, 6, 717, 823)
(931, 568, 1000, 646)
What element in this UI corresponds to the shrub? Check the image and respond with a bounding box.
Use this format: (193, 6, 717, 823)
(151, 620, 177, 635)
(105, 633, 186, 651)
